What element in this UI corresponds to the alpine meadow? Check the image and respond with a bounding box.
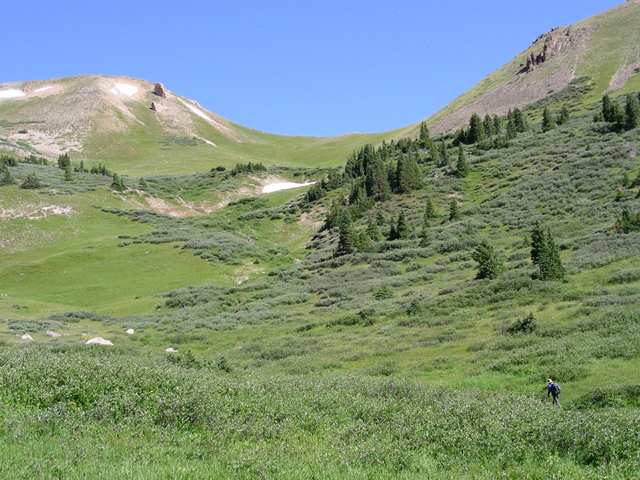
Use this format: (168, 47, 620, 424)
(3, 2, 640, 479)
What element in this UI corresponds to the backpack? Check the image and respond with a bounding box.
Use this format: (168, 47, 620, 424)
(551, 383, 561, 395)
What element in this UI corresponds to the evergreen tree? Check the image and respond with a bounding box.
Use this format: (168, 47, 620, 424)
(484, 114, 496, 137)
(64, 164, 73, 181)
(438, 140, 449, 165)
(57, 153, 71, 170)
(111, 173, 126, 192)
(492, 114, 502, 135)
(602, 94, 614, 122)
(322, 199, 345, 231)
(139, 177, 148, 188)
(513, 108, 527, 133)
(612, 102, 626, 131)
(418, 227, 431, 247)
(530, 220, 565, 280)
(449, 199, 461, 221)
(336, 210, 358, 256)
(395, 211, 410, 240)
(625, 93, 640, 130)
(468, 113, 486, 144)
(424, 197, 438, 220)
(356, 231, 372, 251)
(506, 110, 517, 139)
(455, 145, 469, 178)
(20, 172, 41, 189)
(542, 107, 556, 132)
(0, 163, 14, 186)
(79, 160, 85, 172)
(419, 121, 432, 148)
(593, 111, 605, 123)
(366, 216, 383, 242)
(375, 209, 386, 226)
(395, 154, 422, 193)
(472, 239, 505, 279)
(557, 105, 570, 125)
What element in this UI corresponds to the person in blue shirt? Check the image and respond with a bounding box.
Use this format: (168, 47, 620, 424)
(547, 379, 561, 408)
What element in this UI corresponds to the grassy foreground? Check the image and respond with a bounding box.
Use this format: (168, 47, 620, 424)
(1, 347, 639, 479)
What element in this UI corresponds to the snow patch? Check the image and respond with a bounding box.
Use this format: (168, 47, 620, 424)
(112, 83, 138, 96)
(263, 182, 316, 194)
(34, 86, 53, 93)
(181, 99, 214, 122)
(0, 89, 26, 98)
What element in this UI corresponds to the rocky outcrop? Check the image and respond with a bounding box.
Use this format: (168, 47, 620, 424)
(524, 27, 566, 72)
(150, 101, 159, 112)
(154, 83, 167, 97)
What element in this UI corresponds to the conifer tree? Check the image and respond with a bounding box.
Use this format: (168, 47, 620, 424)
(625, 93, 640, 130)
(336, 210, 358, 256)
(557, 105, 570, 125)
(20, 172, 41, 189)
(472, 239, 505, 279)
(506, 110, 517, 139)
(612, 102, 626, 131)
(322, 200, 345, 231)
(542, 108, 556, 132)
(395, 211, 410, 240)
(0, 164, 14, 186)
(57, 153, 71, 170)
(468, 113, 486, 144)
(356, 231, 372, 252)
(530, 220, 565, 280)
(375, 209, 386, 226)
(484, 114, 496, 137)
(79, 160, 85, 172)
(455, 145, 469, 178)
(513, 108, 527, 133)
(602, 94, 614, 122)
(395, 154, 422, 193)
(449, 199, 461, 221)
(424, 197, 438, 220)
(492, 114, 502, 135)
(64, 164, 73, 181)
(139, 177, 148, 188)
(419, 121, 432, 148)
(366, 216, 383, 242)
(111, 173, 126, 191)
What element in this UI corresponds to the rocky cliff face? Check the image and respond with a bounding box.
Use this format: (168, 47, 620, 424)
(524, 27, 566, 71)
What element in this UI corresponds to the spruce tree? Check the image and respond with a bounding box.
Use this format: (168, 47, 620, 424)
(530, 220, 565, 280)
(492, 114, 502, 135)
(449, 199, 461, 221)
(111, 173, 126, 192)
(468, 113, 486, 144)
(395, 154, 422, 193)
(396, 211, 411, 240)
(356, 231, 372, 251)
(455, 145, 469, 178)
(506, 110, 517, 139)
(513, 108, 527, 133)
(484, 114, 496, 137)
(602, 94, 614, 122)
(139, 177, 148, 188)
(424, 197, 438, 220)
(542, 107, 555, 132)
(625, 93, 640, 130)
(336, 210, 358, 256)
(20, 172, 41, 189)
(366, 216, 383, 242)
(57, 153, 71, 170)
(419, 121, 431, 148)
(472, 239, 505, 279)
(375, 209, 386, 226)
(64, 164, 73, 181)
(0, 164, 14, 186)
(557, 105, 570, 125)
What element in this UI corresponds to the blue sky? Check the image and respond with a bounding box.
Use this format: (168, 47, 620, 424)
(1, 1, 622, 136)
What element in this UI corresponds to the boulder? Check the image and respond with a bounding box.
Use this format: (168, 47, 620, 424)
(46, 330, 61, 338)
(126, 328, 135, 334)
(85, 337, 113, 346)
(165, 347, 178, 353)
(154, 83, 167, 98)
(21, 333, 33, 341)
(150, 101, 161, 112)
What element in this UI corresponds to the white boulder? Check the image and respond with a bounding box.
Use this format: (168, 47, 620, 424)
(126, 328, 134, 335)
(85, 337, 113, 346)
(165, 347, 178, 353)
(46, 330, 61, 338)
(21, 333, 33, 341)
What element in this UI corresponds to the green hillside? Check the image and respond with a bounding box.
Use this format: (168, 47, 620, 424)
(1, 2, 640, 479)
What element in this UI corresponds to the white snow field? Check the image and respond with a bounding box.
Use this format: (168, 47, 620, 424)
(110, 83, 138, 96)
(262, 182, 316, 194)
(34, 86, 53, 92)
(180, 99, 214, 122)
(0, 89, 26, 98)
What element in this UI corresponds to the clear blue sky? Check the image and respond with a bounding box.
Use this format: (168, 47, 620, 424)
(1, 0, 623, 137)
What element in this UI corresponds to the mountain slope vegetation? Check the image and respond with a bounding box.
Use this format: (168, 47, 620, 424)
(1, 2, 640, 478)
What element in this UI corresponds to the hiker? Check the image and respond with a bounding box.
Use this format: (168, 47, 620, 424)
(547, 379, 561, 408)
